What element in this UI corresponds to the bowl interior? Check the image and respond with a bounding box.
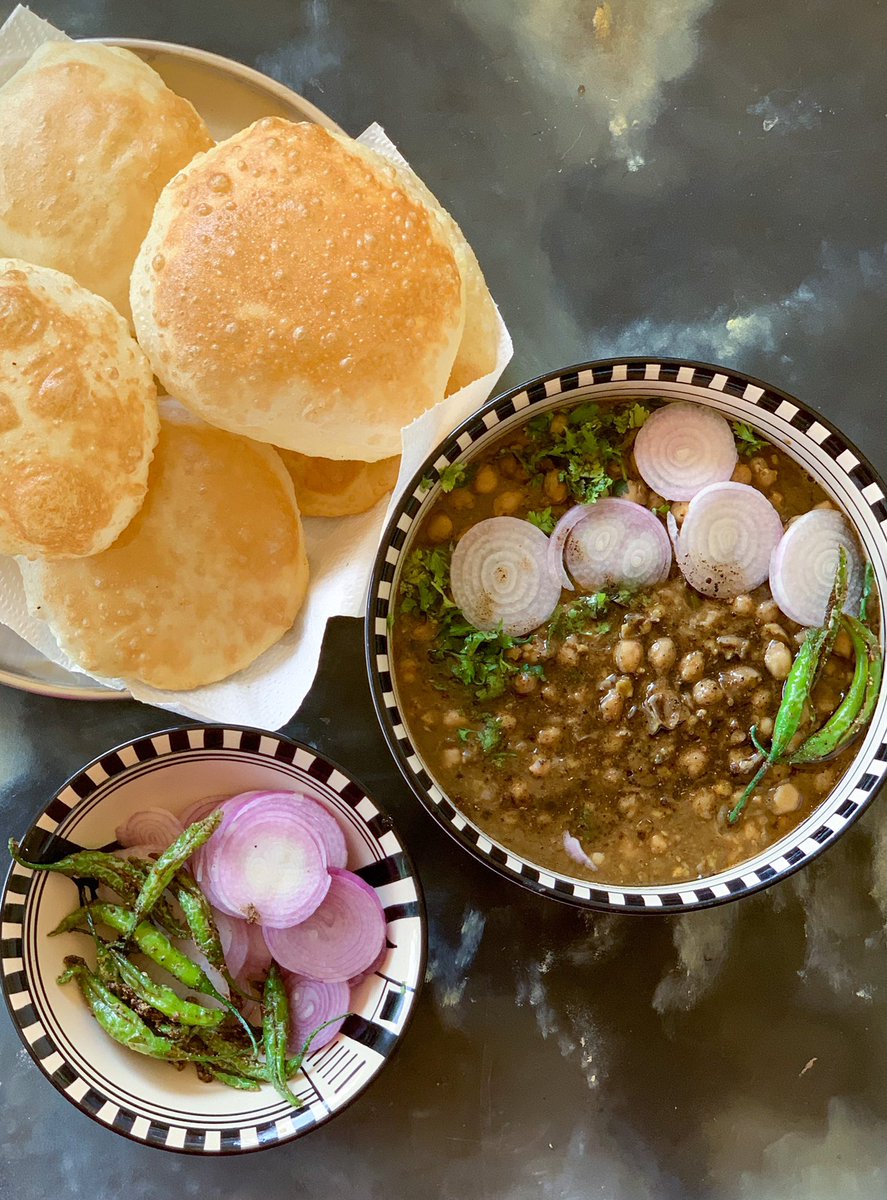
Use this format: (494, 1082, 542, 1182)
(368, 358, 887, 913)
(2, 728, 425, 1154)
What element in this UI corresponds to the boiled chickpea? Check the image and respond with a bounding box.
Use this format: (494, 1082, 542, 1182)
(473, 464, 499, 494)
(764, 639, 792, 680)
(680, 650, 705, 683)
(731, 463, 752, 485)
(691, 788, 716, 819)
(833, 629, 853, 658)
(732, 594, 754, 616)
(618, 794, 639, 816)
(427, 512, 453, 543)
(670, 501, 689, 524)
(649, 833, 668, 854)
(537, 725, 562, 747)
(692, 678, 723, 707)
(600, 688, 624, 722)
(769, 782, 802, 814)
(442, 708, 463, 728)
(529, 756, 551, 778)
(441, 747, 462, 769)
(544, 469, 568, 503)
(623, 478, 648, 505)
(678, 746, 708, 779)
(648, 637, 676, 673)
(513, 669, 538, 694)
(614, 639, 644, 673)
(750, 456, 777, 488)
(757, 716, 774, 737)
(449, 488, 475, 511)
(557, 640, 580, 666)
(493, 490, 523, 516)
(756, 599, 779, 623)
(499, 713, 518, 731)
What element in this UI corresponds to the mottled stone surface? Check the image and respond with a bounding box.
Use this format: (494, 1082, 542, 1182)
(2, 1, 887, 1196)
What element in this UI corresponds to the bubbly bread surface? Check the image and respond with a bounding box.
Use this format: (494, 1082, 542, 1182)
(131, 118, 465, 461)
(0, 41, 213, 321)
(21, 403, 309, 690)
(0, 258, 158, 559)
(278, 449, 400, 517)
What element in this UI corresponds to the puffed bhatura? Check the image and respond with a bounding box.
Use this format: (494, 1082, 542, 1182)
(0, 258, 158, 559)
(0, 42, 213, 321)
(20, 403, 309, 690)
(277, 449, 400, 518)
(131, 119, 466, 461)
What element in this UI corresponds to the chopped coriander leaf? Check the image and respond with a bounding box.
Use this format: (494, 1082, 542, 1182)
(526, 507, 556, 534)
(456, 727, 472, 743)
(439, 463, 470, 492)
(419, 474, 434, 491)
(733, 421, 766, 457)
(654, 501, 671, 516)
(612, 402, 651, 434)
(399, 546, 455, 618)
(456, 717, 506, 755)
(448, 627, 525, 700)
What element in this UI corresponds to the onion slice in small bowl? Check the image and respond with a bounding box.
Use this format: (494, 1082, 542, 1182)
(770, 508, 864, 626)
(548, 505, 594, 591)
(563, 498, 672, 591)
(672, 481, 783, 599)
(263, 868, 386, 983)
(450, 516, 562, 636)
(116, 808, 184, 850)
(633, 402, 738, 500)
(213, 909, 251, 979)
(284, 976, 351, 1055)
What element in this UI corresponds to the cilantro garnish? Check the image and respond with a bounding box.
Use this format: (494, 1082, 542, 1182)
(419, 474, 434, 492)
(439, 463, 470, 492)
(526, 507, 556, 534)
(457, 715, 504, 754)
(733, 421, 766, 457)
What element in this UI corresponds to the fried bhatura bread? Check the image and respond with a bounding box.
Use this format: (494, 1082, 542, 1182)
(0, 258, 158, 559)
(20, 402, 309, 690)
(329, 134, 500, 395)
(277, 449, 400, 517)
(130, 119, 465, 462)
(0, 41, 213, 321)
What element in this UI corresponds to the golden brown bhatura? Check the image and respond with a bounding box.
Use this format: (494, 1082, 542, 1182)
(0, 41, 214, 321)
(277, 449, 400, 517)
(0, 258, 158, 559)
(20, 402, 309, 690)
(130, 119, 467, 461)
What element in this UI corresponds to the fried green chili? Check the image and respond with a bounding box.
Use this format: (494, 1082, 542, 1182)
(263, 964, 301, 1108)
(120, 811, 222, 938)
(108, 947, 225, 1028)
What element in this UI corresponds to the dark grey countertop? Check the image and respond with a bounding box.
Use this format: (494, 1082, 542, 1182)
(3, 1, 887, 1196)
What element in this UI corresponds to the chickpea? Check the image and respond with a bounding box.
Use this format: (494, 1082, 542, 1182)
(751, 686, 772, 712)
(769, 491, 784, 510)
(713, 780, 732, 797)
(441, 747, 462, 769)
(529, 756, 551, 778)
(814, 768, 836, 793)
(442, 708, 463, 728)
(513, 669, 538, 694)
(692, 677, 723, 707)
(756, 599, 779, 623)
(614, 639, 644, 673)
(618, 794, 639, 816)
(750, 456, 777, 488)
(604, 767, 624, 785)
(670, 501, 690, 524)
(648, 637, 676, 673)
(691, 788, 716, 819)
(541, 683, 560, 703)
(764, 639, 792, 680)
(649, 833, 669, 854)
(680, 650, 705, 683)
(623, 479, 648, 505)
(427, 512, 453, 542)
(473, 464, 499, 494)
(499, 713, 518, 731)
(550, 413, 569, 435)
(732, 594, 754, 616)
(557, 640, 580, 667)
(731, 463, 752, 485)
(758, 716, 774, 737)
(510, 780, 530, 802)
(537, 725, 562, 747)
(493, 490, 523, 516)
(678, 746, 708, 779)
(544, 468, 568, 503)
(614, 675, 634, 698)
(591, 852, 606, 868)
(769, 782, 802, 814)
(600, 688, 624, 722)
(833, 628, 853, 658)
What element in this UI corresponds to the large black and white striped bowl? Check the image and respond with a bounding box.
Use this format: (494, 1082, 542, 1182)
(366, 357, 887, 914)
(0, 726, 425, 1154)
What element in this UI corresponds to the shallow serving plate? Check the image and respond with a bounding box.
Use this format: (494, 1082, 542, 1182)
(0, 38, 341, 702)
(366, 357, 887, 914)
(0, 726, 425, 1154)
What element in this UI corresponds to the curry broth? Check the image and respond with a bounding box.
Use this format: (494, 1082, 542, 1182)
(391, 399, 870, 887)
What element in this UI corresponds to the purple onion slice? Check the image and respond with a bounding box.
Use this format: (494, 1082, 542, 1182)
(263, 869, 386, 983)
(284, 976, 350, 1055)
(450, 516, 562, 636)
(563, 498, 672, 591)
(213, 909, 250, 978)
(116, 808, 184, 851)
(672, 481, 783, 599)
(770, 508, 863, 626)
(633, 402, 738, 500)
(548, 505, 593, 591)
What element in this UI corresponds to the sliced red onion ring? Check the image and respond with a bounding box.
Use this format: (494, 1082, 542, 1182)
(284, 976, 350, 1055)
(116, 808, 184, 850)
(239, 920, 273, 984)
(206, 793, 331, 928)
(450, 516, 562, 636)
(770, 508, 864, 626)
(563, 498, 672, 591)
(180, 793, 232, 829)
(192, 790, 274, 904)
(547, 505, 593, 591)
(563, 832, 596, 871)
(633, 402, 738, 500)
(263, 869, 386, 983)
(287, 793, 348, 870)
(347, 943, 388, 989)
(213, 909, 250, 978)
(672, 481, 783, 599)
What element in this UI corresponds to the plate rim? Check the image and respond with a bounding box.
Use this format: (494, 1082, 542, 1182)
(1, 723, 427, 1154)
(365, 354, 887, 915)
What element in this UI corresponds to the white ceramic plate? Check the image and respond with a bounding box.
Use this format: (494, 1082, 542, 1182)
(0, 38, 341, 701)
(1, 727, 425, 1153)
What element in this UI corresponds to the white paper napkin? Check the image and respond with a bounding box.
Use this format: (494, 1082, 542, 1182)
(0, 7, 513, 727)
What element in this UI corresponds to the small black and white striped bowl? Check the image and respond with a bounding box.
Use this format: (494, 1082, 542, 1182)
(0, 726, 426, 1154)
(366, 357, 887, 914)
